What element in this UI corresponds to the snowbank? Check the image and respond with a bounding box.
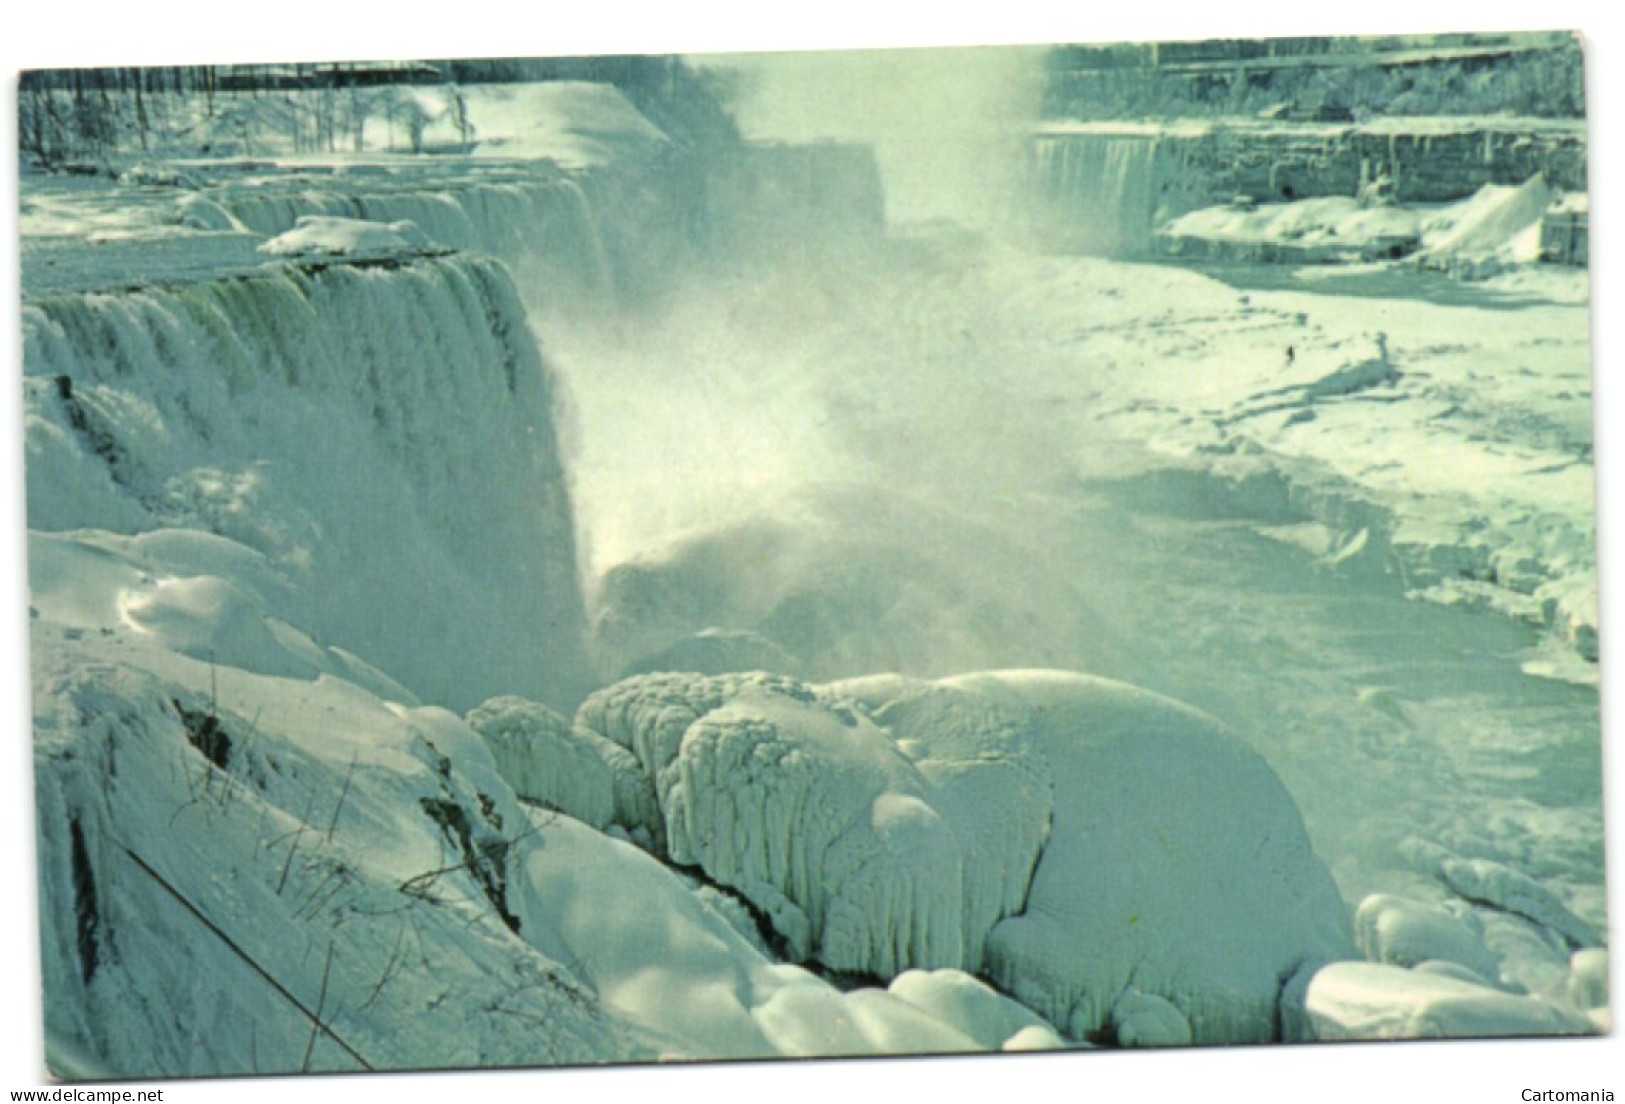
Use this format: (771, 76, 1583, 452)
(1159, 176, 1562, 273)
(1412, 175, 1554, 274)
(1160, 196, 1422, 263)
(511, 811, 1043, 1058)
(886, 969, 1064, 1050)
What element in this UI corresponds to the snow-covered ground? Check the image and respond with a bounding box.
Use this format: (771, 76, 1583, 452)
(7, 60, 1611, 1093)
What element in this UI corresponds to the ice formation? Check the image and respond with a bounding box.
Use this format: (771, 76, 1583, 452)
(1413, 174, 1555, 271)
(465, 697, 619, 829)
(573, 667, 1354, 1043)
(258, 215, 435, 257)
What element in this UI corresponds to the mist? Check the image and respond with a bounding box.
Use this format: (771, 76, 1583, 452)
(692, 45, 1046, 229)
(531, 224, 1133, 685)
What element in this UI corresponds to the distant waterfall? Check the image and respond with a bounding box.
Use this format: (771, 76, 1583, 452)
(1029, 133, 1165, 256)
(22, 255, 590, 710)
(210, 173, 620, 297)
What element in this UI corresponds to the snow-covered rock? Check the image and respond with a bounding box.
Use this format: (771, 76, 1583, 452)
(1298, 962, 1595, 1040)
(581, 671, 973, 973)
(30, 623, 666, 1078)
(1438, 856, 1600, 949)
(258, 215, 435, 258)
(29, 528, 418, 704)
(1566, 948, 1609, 1011)
(1395, 839, 1601, 992)
(931, 671, 1352, 1044)
(1354, 894, 1501, 980)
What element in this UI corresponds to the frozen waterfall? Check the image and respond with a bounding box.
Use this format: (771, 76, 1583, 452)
(23, 253, 590, 711)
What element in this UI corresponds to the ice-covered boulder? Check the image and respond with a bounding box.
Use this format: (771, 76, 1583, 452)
(1566, 948, 1609, 1011)
(29, 627, 665, 1077)
(465, 696, 620, 829)
(1438, 856, 1601, 950)
(1297, 962, 1594, 1040)
(258, 215, 435, 258)
(575, 667, 1352, 1043)
(580, 672, 973, 973)
(1354, 894, 1501, 980)
(919, 671, 1353, 1045)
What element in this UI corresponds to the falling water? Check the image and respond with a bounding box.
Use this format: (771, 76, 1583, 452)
(1029, 132, 1164, 256)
